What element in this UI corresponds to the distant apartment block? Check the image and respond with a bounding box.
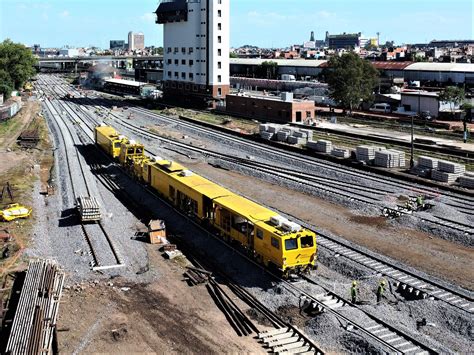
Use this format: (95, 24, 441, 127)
(110, 40, 127, 50)
(326, 32, 361, 49)
(128, 31, 145, 51)
(155, 0, 230, 104)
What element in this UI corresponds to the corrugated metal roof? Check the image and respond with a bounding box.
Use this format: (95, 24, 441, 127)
(405, 62, 474, 72)
(230, 58, 474, 73)
(372, 62, 413, 70)
(104, 78, 148, 87)
(230, 58, 328, 68)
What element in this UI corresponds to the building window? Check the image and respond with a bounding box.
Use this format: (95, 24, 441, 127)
(306, 111, 312, 118)
(189, 60, 194, 66)
(182, 59, 186, 65)
(217, 75, 222, 82)
(174, 47, 178, 54)
(217, 49, 222, 56)
(167, 47, 172, 53)
(167, 71, 171, 78)
(218, 10, 222, 17)
(217, 87, 222, 96)
(167, 59, 172, 65)
(218, 23, 222, 30)
(189, 73, 194, 80)
(174, 72, 179, 78)
(218, 61, 222, 69)
(189, 47, 194, 54)
(218, 36, 222, 43)
(181, 72, 186, 79)
(181, 47, 186, 54)
(174, 59, 178, 65)
(218, 0, 222, 4)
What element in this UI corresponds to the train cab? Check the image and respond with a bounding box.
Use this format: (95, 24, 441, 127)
(119, 139, 145, 165)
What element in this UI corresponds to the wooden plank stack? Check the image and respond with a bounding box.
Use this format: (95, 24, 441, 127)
(6, 259, 65, 355)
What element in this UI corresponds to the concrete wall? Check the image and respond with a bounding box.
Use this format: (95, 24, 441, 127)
(401, 94, 439, 117)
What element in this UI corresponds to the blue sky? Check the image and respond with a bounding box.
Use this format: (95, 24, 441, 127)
(0, 0, 472, 48)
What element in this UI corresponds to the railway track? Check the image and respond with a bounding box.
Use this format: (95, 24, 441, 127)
(40, 83, 124, 271)
(110, 117, 474, 236)
(36, 76, 474, 315)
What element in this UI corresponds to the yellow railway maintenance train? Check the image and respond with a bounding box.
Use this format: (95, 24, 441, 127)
(95, 125, 317, 276)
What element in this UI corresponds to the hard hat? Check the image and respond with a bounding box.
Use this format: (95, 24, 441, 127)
(352, 281, 357, 286)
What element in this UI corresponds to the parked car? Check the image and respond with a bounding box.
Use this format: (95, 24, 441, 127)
(369, 103, 391, 113)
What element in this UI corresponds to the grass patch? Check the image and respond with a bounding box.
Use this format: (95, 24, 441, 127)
(153, 107, 259, 134)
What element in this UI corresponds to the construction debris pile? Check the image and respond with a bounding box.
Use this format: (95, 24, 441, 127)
(5, 259, 65, 355)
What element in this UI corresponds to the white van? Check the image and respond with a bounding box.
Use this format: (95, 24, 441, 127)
(369, 103, 391, 113)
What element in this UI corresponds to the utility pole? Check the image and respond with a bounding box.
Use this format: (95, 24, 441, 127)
(410, 114, 415, 169)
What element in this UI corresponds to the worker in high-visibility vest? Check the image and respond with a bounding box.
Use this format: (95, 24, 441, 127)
(351, 281, 358, 304)
(377, 280, 386, 303)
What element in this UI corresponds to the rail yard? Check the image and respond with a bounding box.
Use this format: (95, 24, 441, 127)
(1, 74, 466, 354)
(0, 73, 471, 353)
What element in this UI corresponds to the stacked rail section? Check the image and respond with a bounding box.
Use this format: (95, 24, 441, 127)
(6, 259, 65, 355)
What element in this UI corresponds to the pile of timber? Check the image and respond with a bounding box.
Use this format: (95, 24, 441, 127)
(6, 259, 65, 355)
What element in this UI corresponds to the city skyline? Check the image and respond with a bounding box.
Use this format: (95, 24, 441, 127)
(0, 0, 472, 49)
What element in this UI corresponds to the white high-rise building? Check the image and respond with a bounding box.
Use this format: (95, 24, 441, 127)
(155, 0, 230, 104)
(128, 31, 145, 51)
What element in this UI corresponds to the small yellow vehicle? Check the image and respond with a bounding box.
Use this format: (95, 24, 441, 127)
(0, 204, 32, 222)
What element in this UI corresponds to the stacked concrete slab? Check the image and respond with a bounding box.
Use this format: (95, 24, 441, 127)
(356, 145, 384, 163)
(374, 149, 406, 168)
(331, 148, 350, 158)
(288, 136, 307, 145)
(431, 170, 462, 184)
(431, 160, 466, 184)
(418, 156, 438, 169)
(260, 131, 274, 140)
(307, 139, 332, 153)
(438, 160, 466, 174)
(276, 131, 290, 142)
(459, 172, 474, 189)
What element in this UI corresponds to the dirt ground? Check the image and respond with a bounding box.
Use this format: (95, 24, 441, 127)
(57, 244, 267, 354)
(183, 161, 474, 291)
(0, 100, 52, 276)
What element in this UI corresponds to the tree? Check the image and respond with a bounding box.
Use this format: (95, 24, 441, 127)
(229, 52, 238, 58)
(0, 39, 37, 90)
(323, 52, 379, 112)
(460, 102, 472, 143)
(257, 61, 278, 79)
(0, 69, 13, 99)
(439, 86, 465, 118)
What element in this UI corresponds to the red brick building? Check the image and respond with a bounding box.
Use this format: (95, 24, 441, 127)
(225, 93, 315, 123)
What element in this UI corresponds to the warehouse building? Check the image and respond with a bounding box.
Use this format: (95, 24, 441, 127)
(225, 93, 315, 124)
(155, 0, 230, 106)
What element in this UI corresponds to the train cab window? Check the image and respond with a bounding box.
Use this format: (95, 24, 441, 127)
(301, 235, 314, 248)
(127, 148, 134, 154)
(136, 147, 143, 154)
(256, 229, 263, 240)
(271, 237, 280, 250)
(114, 142, 120, 148)
(285, 238, 298, 251)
